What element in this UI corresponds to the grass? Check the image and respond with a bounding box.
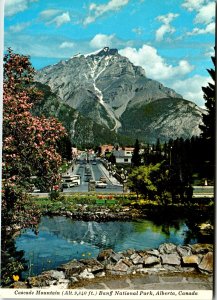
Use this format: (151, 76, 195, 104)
(31, 191, 214, 215)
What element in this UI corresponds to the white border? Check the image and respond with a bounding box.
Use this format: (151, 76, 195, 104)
(0, 289, 213, 300)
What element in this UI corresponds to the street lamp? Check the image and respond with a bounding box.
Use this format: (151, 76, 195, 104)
(169, 146, 173, 166)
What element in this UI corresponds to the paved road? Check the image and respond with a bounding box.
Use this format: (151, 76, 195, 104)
(63, 161, 123, 193)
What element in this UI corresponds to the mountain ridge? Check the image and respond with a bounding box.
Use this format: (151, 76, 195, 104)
(35, 47, 204, 144)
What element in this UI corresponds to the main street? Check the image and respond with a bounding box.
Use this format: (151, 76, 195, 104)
(63, 159, 123, 193)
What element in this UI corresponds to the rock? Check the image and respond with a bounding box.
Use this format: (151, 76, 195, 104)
(41, 270, 65, 280)
(177, 245, 192, 257)
(28, 275, 49, 288)
(182, 255, 201, 266)
(79, 269, 95, 280)
(159, 243, 177, 254)
(51, 279, 70, 289)
(57, 260, 85, 277)
(146, 249, 160, 257)
(144, 255, 161, 266)
(95, 271, 106, 278)
(123, 249, 135, 257)
(130, 253, 143, 264)
(110, 252, 124, 263)
(121, 258, 133, 267)
(107, 260, 129, 273)
(70, 277, 79, 284)
(79, 258, 104, 273)
(160, 254, 181, 266)
(163, 265, 182, 272)
(190, 244, 213, 254)
(198, 252, 213, 273)
(10, 281, 28, 288)
(137, 250, 147, 257)
(97, 249, 115, 261)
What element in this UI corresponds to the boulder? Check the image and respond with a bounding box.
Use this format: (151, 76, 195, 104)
(121, 258, 133, 267)
(106, 260, 130, 273)
(70, 277, 79, 284)
(78, 269, 95, 280)
(41, 270, 65, 280)
(190, 244, 213, 254)
(95, 271, 106, 278)
(110, 252, 124, 263)
(28, 275, 50, 288)
(97, 249, 115, 261)
(146, 249, 160, 257)
(198, 252, 213, 273)
(57, 260, 85, 277)
(177, 245, 192, 257)
(10, 281, 28, 289)
(159, 243, 177, 254)
(79, 258, 104, 273)
(50, 278, 70, 289)
(144, 255, 161, 266)
(123, 249, 135, 257)
(130, 253, 144, 265)
(160, 254, 181, 266)
(182, 255, 201, 266)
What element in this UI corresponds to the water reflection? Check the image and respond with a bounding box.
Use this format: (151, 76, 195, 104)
(15, 216, 210, 277)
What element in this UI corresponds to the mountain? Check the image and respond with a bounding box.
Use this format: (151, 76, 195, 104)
(35, 47, 205, 143)
(32, 83, 133, 147)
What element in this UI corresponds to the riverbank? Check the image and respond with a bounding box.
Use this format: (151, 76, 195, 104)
(11, 242, 213, 289)
(31, 193, 214, 222)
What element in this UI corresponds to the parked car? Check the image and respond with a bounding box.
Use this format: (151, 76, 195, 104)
(99, 176, 107, 183)
(85, 176, 92, 182)
(61, 183, 70, 189)
(95, 181, 107, 188)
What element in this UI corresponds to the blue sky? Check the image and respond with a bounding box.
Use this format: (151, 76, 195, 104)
(4, 0, 215, 107)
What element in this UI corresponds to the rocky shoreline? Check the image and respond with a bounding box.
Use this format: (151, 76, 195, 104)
(12, 243, 213, 289)
(49, 206, 144, 221)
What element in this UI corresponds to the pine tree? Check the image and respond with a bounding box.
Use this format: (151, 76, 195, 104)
(199, 49, 215, 174)
(199, 50, 215, 142)
(131, 139, 141, 167)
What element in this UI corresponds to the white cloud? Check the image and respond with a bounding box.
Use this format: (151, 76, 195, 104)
(39, 9, 61, 20)
(204, 46, 215, 57)
(132, 27, 144, 35)
(181, 0, 206, 12)
(90, 34, 116, 49)
(4, 0, 37, 17)
(47, 12, 71, 27)
(170, 75, 211, 106)
(194, 1, 215, 24)
(119, 45, 208, 106)
(182, 0, 215, 36)
(187, 22, 215, 35)
(59, 42, 75, 49)
(119, 44, 194, 81)
(155, 13, 179, 42)
(83, 0, 129, 25)
(9, 21, 30, 32)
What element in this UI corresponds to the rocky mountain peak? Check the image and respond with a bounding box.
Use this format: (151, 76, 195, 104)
(35, 48, 203, 143)
(93, 47, 119, 57)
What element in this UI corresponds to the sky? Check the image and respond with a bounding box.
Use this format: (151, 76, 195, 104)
(3, 0, 216, 107)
